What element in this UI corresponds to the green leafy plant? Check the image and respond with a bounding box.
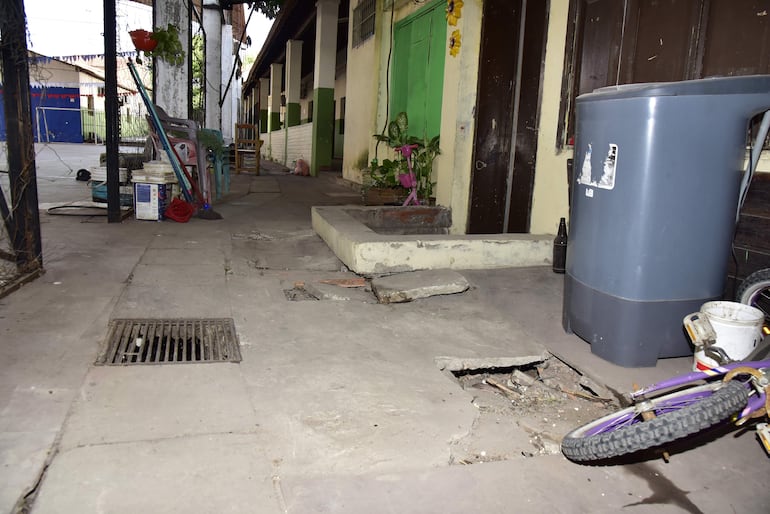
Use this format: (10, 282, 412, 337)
(147, 24, 185, 66)
(371, 112, 440, 201)
(196, 129, 225, 162)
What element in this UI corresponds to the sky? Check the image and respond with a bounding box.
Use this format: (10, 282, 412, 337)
(23, 0, 274, 58)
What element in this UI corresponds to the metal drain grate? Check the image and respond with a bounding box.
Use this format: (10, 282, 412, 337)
(96, 318, 241, 366)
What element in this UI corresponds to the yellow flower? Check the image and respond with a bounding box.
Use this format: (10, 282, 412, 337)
(449, 29, 461, 57)
(446, 0, 464, 26)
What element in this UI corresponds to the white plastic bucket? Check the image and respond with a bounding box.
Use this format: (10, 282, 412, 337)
(692, 301, 764, 371)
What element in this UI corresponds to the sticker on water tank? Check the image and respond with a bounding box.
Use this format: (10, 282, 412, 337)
(599, 144, 617, 189)
(577, 144, 593, 186)
(577, 143, 618, 191)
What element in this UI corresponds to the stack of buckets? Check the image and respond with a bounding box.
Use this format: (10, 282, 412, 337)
(688, 301, 764, 371)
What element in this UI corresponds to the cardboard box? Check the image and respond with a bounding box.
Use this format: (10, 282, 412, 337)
(134, 182, 174, 221)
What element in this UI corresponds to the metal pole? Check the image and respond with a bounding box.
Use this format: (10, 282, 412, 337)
(104, 0, 121, 222)
(0, 0, 43, 272)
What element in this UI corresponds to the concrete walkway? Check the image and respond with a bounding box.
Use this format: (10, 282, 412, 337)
(0, 144, 767, 513)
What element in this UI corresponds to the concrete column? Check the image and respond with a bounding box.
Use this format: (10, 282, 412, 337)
(154, 0, 190, 118)
(268, 63, 283, 132)
(285, 39, 303, 127)
(203, 0, 221, 132)
(310, 0, 339, 176)
(221, 23, 235, 142)
(259, 77, 270, 133)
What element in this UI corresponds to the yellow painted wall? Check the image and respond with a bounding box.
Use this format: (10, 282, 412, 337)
(334, 74, 347, 116)
(341, 1, 382, 184)
(436, 0, 483, 234)
(530, 0, 572, 235)
(346, 0, 457, 186)
(371, 0, 572, 236)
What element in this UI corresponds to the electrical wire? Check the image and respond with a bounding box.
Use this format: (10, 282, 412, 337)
(375, 3, 396, 161)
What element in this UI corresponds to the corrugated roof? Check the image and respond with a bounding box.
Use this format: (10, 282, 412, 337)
(243, 0, 349, 95)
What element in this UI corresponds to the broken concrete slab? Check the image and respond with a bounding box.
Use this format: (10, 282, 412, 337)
(371, 269, 470, 303)
(435, 354, 550, 373)
(302, 282, 376, 302)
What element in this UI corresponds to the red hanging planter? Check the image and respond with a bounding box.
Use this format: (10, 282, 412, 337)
(129, 30, 158, 52)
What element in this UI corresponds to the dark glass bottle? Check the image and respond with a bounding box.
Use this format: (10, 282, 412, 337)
(552, 217, 568, 274)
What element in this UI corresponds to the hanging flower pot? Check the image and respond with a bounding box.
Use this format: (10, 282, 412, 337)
(129, 30, 158, 52)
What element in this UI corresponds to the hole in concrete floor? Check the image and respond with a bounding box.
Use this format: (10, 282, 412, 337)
(96, 318, 241, 366)
(447, 354, 621, 463)
(284, 286, 320, 301)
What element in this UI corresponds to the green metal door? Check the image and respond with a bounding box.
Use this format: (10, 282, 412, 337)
(391, 0, 446, 140)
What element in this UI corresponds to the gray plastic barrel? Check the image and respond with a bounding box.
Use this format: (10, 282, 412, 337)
(563, 75, 770, 367)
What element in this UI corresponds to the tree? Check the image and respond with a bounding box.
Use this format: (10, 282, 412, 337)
(223, 1, 283, 19)
(192, 34, 204, 114)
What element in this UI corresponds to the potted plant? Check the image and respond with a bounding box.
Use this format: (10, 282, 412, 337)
(129, 24, 185, 66)
(369, 112, 440, 204)
(362, 157, 407, 205)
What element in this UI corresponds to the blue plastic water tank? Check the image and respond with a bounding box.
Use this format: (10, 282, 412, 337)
(563, 75, 770, 367)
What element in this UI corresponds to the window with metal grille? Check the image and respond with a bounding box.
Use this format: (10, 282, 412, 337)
(352, 0, 376, 48)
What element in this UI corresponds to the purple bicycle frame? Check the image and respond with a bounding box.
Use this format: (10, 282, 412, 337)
(631, 358, 770, 419)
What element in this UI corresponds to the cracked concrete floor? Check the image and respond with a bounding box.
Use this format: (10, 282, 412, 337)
(1, 145, 768, 513)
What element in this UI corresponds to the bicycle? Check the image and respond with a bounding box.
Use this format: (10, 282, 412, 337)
(737, 268, 770, 335)
(560, 317, 770, 462)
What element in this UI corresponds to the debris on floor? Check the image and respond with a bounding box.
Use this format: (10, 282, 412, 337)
(281, 277, 376, 302)
(371, 269, 470, 303)
(318, 277, 367, 288)
(231, 231, 275, 241)
(448, 354, 620, 464)
(284, 282, 319, 301)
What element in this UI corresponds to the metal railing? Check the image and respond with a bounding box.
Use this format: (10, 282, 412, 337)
(80, 108, 149, 143)
(30, 107, 149, 144)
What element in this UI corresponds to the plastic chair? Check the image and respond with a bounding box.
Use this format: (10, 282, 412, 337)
(199, 128, 230, 200)
(145, 106, 211, 204)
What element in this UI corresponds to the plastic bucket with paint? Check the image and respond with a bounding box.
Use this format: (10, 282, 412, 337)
(692, 301, 764, 371)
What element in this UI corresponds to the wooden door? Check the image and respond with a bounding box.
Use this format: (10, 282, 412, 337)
(468, 0, 548, 233)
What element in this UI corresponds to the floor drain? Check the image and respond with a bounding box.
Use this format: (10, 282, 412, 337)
(96, 318, 241, 365)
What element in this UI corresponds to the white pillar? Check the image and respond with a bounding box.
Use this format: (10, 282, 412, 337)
(203, 0, 221, 131)
(268, 63, 283, 132)
(310, 0, 339, 175)
(259, 77, 270, 133)
(285, 40, 303, 127)
(221, 23, 235, 142)
(154, 0, 190, 118)
(313, 0, 339, 90)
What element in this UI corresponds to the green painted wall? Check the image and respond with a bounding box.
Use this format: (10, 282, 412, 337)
(311, 87, 334, 176)
(286, 103, 301, 127)
(269, 112, 281, 132)
(391, 0, 446, 140)
(259, 109, 268, 133)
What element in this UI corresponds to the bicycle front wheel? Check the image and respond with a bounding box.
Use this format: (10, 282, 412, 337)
(561, 381, 748, 462)
(737, 268, 770, 328)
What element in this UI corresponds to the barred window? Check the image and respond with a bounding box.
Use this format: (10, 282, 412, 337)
(352, 0, 376, 47)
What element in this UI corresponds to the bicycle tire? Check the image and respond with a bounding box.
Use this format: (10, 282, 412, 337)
(736, 268, 770, 325)
(561, 381, 748, 462)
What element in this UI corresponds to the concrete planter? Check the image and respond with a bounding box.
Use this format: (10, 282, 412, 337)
(362, 187, 407, 206)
